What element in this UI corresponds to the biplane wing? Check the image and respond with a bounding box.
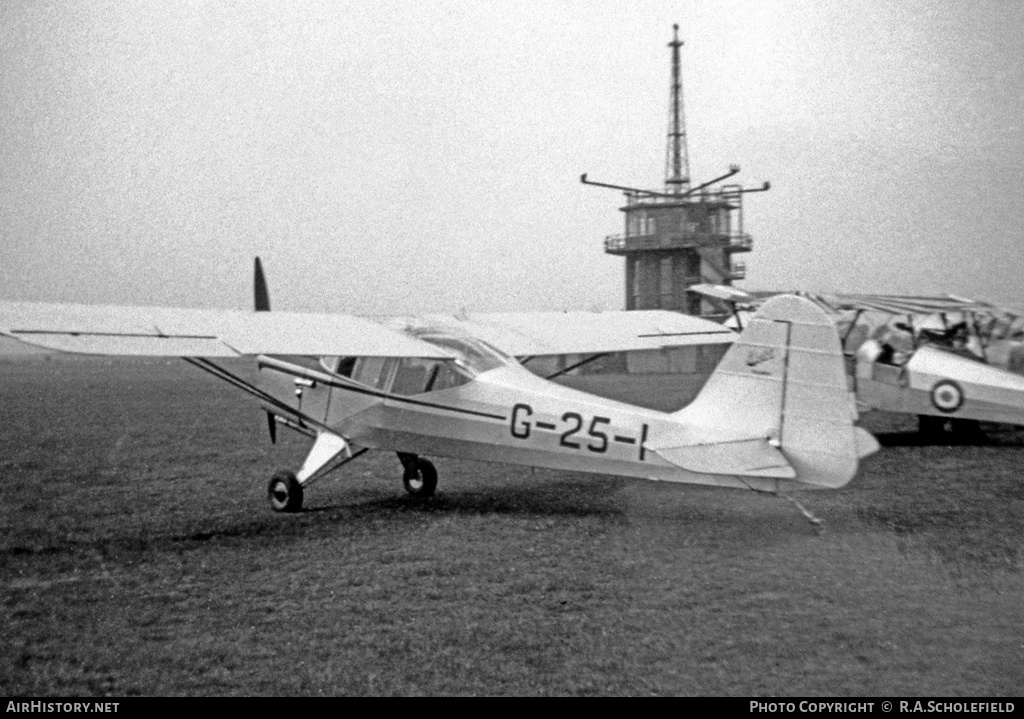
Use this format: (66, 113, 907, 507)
(687, 284, 1003, 318)
(686, 285, 1024, 433)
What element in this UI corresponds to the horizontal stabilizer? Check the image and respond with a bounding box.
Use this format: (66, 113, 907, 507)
(855, 427, 880, 459)
(652, 438, 796, 479)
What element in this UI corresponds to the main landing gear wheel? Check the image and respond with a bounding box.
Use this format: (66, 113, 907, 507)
(401, 457, 438, 498)
(267, 470, 303, 513)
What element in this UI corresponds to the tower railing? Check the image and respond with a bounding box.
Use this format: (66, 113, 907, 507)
(728, 233, 753, 251)
(604, 231, 752, 254)
(729, 259, 747, 280)
(621, 188, 738, 208)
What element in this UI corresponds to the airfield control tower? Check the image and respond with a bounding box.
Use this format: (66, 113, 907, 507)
(584, 25, 769, 316)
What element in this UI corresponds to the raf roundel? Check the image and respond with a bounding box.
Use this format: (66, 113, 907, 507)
(930, 380, 965, 414)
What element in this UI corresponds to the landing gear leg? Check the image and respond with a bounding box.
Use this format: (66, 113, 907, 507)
(397, 452, 438, 498)
(266, 432, 366, 513)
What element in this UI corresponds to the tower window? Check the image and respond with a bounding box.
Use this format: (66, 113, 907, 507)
(659, 257, 674, 309)
(631, 258, 641, 308)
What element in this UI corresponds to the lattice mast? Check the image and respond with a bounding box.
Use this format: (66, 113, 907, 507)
(583, 25, 770, 315)
(664, 24, 690, 195)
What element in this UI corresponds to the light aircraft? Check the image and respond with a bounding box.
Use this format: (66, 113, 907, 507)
(689, 284, 1024, 437)
(0, 262, 877, 515)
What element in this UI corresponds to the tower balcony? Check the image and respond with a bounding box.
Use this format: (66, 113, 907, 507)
(604, 231, 753, 256)
(726, 233, 753, 252)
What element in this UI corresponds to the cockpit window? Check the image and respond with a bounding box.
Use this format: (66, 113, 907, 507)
(412, 333, 512, 374)
(351, 357, 392, 389)
(320, 356, 357, 377)
(390, 357, 473, 395)
(319, 331, 512, 396)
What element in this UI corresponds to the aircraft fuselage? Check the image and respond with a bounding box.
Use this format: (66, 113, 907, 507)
(345, 365, 691, 483)
(259, 358, 756, 489)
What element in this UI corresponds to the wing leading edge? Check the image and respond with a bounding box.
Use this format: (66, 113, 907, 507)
(0, 302, 735, 360)
(0, 302, 455, 359)
(416, 309, 735, 356)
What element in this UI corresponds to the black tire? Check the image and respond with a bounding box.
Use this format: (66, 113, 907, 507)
(403, 458, 438, 498)
(267, 470, 303, 513)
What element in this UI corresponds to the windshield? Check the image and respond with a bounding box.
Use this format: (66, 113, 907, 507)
(411, 332, 514, 375)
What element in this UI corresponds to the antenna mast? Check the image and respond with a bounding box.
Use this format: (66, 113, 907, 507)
(664, 24, 690, 195)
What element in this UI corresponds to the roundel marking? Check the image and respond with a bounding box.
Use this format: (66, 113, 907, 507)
(930, 379, 964, 414)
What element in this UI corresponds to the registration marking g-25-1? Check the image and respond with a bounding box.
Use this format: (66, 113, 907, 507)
(509, 402, 648, 460)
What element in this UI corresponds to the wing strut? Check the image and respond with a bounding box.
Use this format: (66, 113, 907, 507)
(544, 353, 610, 380)
(182, 357, 330, 435)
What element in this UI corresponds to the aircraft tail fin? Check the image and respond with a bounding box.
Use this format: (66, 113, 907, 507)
(254, 257, 271, 312)
(663, 294, 878, 489)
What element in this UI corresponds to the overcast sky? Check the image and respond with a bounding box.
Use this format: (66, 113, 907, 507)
(2, 0, 1022, 314)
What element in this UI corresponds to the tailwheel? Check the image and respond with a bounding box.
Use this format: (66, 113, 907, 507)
(399, 454, 438, 498)
(267, 470, 304, 513)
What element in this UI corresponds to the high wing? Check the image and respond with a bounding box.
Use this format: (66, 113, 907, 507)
(0, 302, 734, 359)
(0, 302, 455, 358)
(0, 291, 878, 514)
(412, 309, 734, 356)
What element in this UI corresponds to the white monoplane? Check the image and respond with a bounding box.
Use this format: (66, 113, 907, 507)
(690, 284, 1024, 436)
(0, 266, 876, 514)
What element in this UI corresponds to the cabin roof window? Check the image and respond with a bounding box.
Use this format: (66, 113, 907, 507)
(412, 332, 512, 375)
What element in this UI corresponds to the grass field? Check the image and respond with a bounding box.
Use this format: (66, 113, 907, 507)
(1, 357, 1022, 696)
